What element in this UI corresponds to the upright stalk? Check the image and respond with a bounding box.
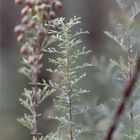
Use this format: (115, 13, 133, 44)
(32, 55, 40, 140)
(67, 63, 73, 140)
(68, 83, 73, 140)
(46, 17, 91, 140)
(32, 35, 44, 140)
(104, 54, 140, 140)
(66, 45, 73, 140)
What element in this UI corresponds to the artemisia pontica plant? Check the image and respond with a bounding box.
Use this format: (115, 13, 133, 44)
(44, 16, 93, 140)
(14, 0, 63, 140)
(14, 0, 93, 140)
(14, 0, 140, 140)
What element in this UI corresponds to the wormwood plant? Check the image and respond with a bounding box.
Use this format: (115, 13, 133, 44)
(14, 0, 63, 140)
(14, 0, 93, 140)
(44, 16, 93, 140)
(14, 0, 140, 140)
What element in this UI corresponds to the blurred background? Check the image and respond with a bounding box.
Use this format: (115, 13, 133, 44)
(1, 0, 139, 140)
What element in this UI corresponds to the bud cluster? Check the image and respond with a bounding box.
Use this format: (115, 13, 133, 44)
(14, 0, 63, 57)
(14, 1, 63, 139)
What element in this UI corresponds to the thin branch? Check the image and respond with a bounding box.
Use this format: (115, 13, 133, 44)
(104, 54, 140, 140)
(66, 46, 73, 140)
(32, 34, 45, 140)
(68, 82, 73, 140)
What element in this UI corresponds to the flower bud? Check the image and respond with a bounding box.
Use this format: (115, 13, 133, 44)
(28, 7, 35, 14)
(21, 16, 29, 24)
(15, 0, 23, 5)
(28, 20, 36, 28)
(54, 1, 63, 10)
(14, 25, 25, 34)
(20, 46, 28, 55)
(21, 6, 29, 16)
(25, 0, 33, 7)
(17, 33, 25, 43)
(28, 57, 34, 65)
(48, 11, 57, 19)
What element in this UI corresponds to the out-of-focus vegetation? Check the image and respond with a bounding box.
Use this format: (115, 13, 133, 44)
(0, 0, 140, 140)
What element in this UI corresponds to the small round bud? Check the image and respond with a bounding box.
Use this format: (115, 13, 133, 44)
(25, 0, 33, 7)
(28, 20, 36, 28)
(28, 7, 35, 14)
(28, 57, 34, 65)
(21, 16, 29, 24)
(14, 25, 25, 34)
(20, 46, 28, 55)
(54, 1, 63, 10)
(17, 33, 25, 43)
(48, 11, 57, 19)
(15, 0, 23, 5)
(21, 6, 29, 16)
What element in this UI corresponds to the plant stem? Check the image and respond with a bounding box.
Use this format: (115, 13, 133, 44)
(33, 60, 40, 140)
(66, 46, 73, 140)
(32, 46, 40, 140)
(32, 34, 45, 140)
(104, 54, 140, 140)
(68, 82, 73, 140)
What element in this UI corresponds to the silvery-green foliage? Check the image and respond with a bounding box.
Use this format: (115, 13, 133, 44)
(104, 0, 140, 139)
(45, 16, 93, 140)
(105, 0, 140, 80)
